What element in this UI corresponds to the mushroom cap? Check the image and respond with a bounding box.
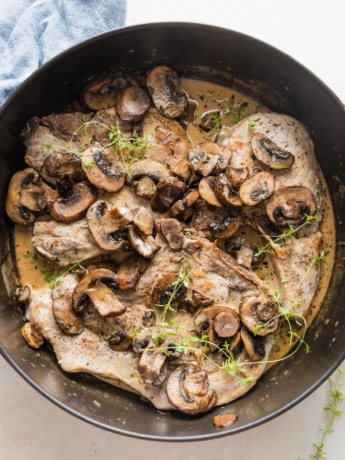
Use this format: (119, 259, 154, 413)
(146, 66, 188, 118)
(198, 177, 223, 207)
(133, 207, 154, 235)
(239, 172, 275, 206)
(240, 327, 266, 362)
(52, 296, 84, 335)
(166, 364, 217, 415)
(209, 213, 242, 239)
(225, 166, 249, 188)
(87, 200, 133, 251)
(126, 159, 170, 183)
(266, 186, 317, 226)
(159, 218, 185, 250)
(152, 273, 187, 307)
(21, 322, 44, 349)
(48, 181, 96, 223)
(188, 143, 230, 177)
(117, 256, 141, 290)
(240, 294, 279, 336)
(251, 133, 295, 169)
(6, 168, 46, 226)
(81, 76, 127, 111)
(86, 279, 126, 317)
(151, 176, 186, 213)
(194, 305, 240, 339)
(82, 148, 125, 192)
(214, 173, 244, 207)
(40, 153, 85, 185)
(137, 339, 168, 386)
(116, 86, 151, 121)
(128, 225, 160, 258)
(72, 268, 119, 312)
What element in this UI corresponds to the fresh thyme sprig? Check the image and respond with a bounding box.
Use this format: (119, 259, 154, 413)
(262, 290, 310, 356)
(309, 368, 345, 460)
(40, 259, 84, 290)
(156, 266, 193, 321)
(254, 214, 316, 258)
(51, 117, 155, 173)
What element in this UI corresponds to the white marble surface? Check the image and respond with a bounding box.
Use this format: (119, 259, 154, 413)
(1, 1, 345, 459)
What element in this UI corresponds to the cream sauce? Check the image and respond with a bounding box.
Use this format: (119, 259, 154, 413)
(14, 77, 335, 369)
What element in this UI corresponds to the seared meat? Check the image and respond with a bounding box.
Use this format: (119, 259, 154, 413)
(141, 108, 192, 168)
(13, 73, 329, 415)
(24, 109, 131, 171)
(32, 218, 107, 266)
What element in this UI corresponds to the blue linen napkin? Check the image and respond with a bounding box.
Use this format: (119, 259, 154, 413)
(0, 0, 127, 107)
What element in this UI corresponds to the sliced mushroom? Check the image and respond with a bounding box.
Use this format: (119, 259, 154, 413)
(86, 279, 126, 317)
(214, 173, 244, 207)
(116, 86, 151, 121)
(135, 176, 156, 199)
(52, 296, 84, 335)
(117, 256, 140, 290)
(126, 159, 170, 184)
(240, 294, 279, 336)
(188, 143, 230, 177)
(241, 327, 266, 362)
(239, 172, 275, 206)
(266, 186, 317, 226)
(108, 329, 132, 351)
(18, 285, 31, 303)
(171, 189, 199, 221)
(166, 364, 217, 415)
(209, 214, 241, 239)
(40, 153, 85, 185)
(146, 66, 188, 118)
(194, 306, 240, 340)
(229, 331, 242, 355)
(72, 268, 119, 313)
(21, 322, 44, 349)
(137, 339, 168, 386)
(82, 148, 125, 192)
(152, 273, 187, 307)
(87, 200, 133, 251)
(178, 99, 198, 129)
(178, 298, 199, 314)
(133, 207, 154, 235)
(128, 225, 159, 258)
(225, 236, 264, 268)
(251, 133, 295, 169)
(192, 290, 214, 307)
(198, 177, 223, 207)
(199, 109, 221, 132)
(225, 166, 249, 189)
(169, 159, 192, 181)
(81, 76, 127, 111)
(151, 176, 186, 213)
(159, 218, 185, 250)
(47, 181, 96, 223)
(6, 168, 46, 225)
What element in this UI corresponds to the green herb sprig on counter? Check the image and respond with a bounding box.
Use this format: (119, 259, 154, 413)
(309, 368, 345, 460)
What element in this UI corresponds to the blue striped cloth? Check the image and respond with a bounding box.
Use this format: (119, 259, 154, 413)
(0, 0, 127, 107)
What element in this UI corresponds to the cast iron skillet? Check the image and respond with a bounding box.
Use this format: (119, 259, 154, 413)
(0, 23, 344, 441)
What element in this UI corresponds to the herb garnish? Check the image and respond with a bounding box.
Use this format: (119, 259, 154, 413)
(309, 368, 345, 460)
(40, 259, 84, 289)
(254, 214, 316, 258)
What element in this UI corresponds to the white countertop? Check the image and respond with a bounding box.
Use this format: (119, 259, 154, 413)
(1, 1, 345, 459)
